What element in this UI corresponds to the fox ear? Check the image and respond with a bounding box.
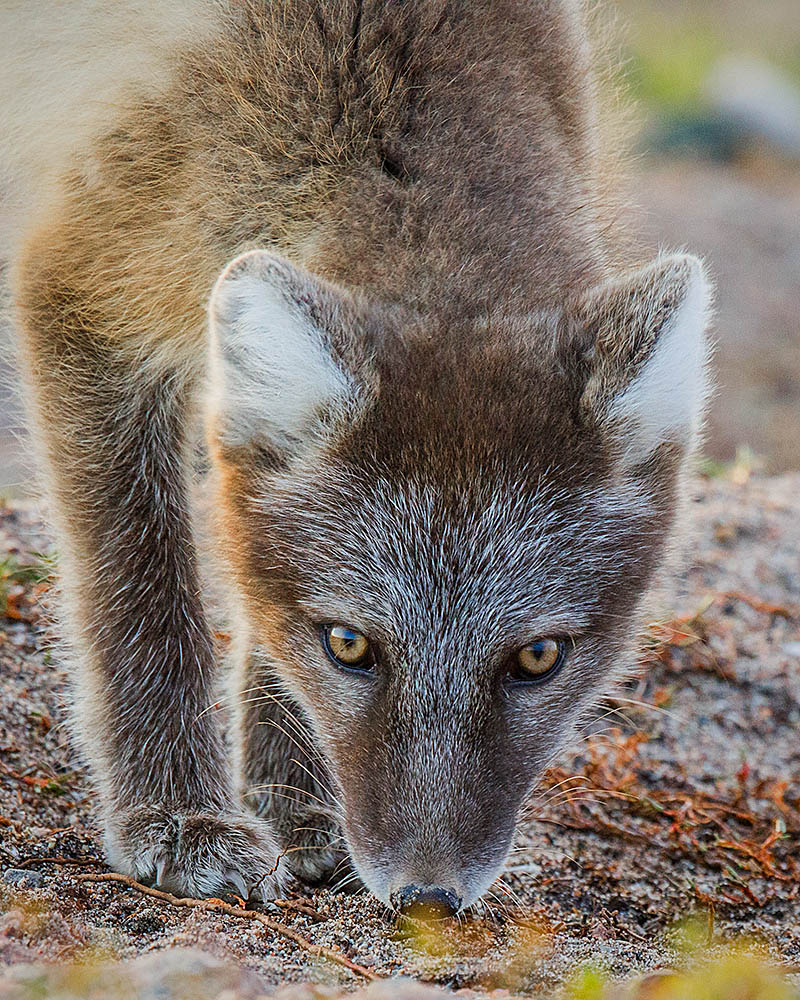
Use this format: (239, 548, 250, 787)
(577, 253, 713, 467)
(207, 250, 366, 457)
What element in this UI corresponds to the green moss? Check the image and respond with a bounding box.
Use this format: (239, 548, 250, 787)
(565, 924, 797, 1000)
(616, 5, 800, 116)
(567, 965, 610, 1000)
(40, 772, 78, 797)
(0, 553, 51, 588)
(622, 17, 724, 111)
(0, 550, 54, 618)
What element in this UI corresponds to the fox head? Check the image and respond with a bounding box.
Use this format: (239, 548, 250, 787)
(206, 248, 711, 912)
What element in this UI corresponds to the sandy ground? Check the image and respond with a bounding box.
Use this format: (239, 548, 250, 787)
(0, 471, 798, 997)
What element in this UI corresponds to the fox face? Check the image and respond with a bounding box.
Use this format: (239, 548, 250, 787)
(207, 250, 711, 910)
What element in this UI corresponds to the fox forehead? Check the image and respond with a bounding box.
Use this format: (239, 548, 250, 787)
(251, 461, 655, 643)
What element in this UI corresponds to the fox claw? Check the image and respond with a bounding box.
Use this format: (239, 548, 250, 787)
(155, 855, 169, 888)
(225, 869, 249, 900)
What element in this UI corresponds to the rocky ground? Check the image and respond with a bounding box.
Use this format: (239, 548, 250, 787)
(0, 470, 798, 998)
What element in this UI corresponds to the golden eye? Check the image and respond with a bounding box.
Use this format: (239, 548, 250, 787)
(515, 639, 565, 681)
(323, 625, 372, 670)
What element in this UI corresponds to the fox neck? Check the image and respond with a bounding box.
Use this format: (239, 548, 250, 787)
(293, 131, 613, 317)
(198, 4, 622, 313)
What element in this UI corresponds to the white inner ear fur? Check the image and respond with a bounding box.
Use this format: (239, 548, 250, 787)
(208, 256, 351, 451)
(609, 258, 712, 466)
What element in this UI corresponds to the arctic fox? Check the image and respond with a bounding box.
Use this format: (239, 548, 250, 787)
(2, 0, 710, 915)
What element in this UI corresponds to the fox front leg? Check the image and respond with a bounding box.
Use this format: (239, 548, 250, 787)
(16, 270, 285, 898)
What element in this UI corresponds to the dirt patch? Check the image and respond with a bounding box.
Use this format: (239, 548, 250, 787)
(0, 473, 799, 995)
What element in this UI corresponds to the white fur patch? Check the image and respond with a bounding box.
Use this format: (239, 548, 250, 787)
(610, 257, 712, 465)
(208, 258, 350, 451)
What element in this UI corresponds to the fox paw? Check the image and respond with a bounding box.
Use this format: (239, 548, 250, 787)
(107, 806, 287, 901)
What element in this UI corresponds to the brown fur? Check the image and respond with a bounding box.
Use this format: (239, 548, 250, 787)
(7, 1, 708, 903)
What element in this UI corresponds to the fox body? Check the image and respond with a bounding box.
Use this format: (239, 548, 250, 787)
(3, 1, 710, 912)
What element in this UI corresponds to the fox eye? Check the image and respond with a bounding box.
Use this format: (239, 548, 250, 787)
(322, 625, 373, 672)
(510, 639, 566, 684)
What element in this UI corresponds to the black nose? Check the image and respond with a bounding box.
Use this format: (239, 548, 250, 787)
(390, 884, 462, 920)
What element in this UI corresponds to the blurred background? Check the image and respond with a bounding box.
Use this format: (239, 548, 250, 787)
(616, 0, 800, 476)
(0, 0, 798, 495)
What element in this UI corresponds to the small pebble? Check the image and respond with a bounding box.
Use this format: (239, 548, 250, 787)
(27, 827, 52, 839)
(3, 868, 45, 890)
(123, 912, 166, 935)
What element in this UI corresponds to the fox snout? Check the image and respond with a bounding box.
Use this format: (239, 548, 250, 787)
(337, 716, 520, 916)
(344, 799, 516, 916)
(390, 885, 462, 920)
(347, 839, 508, 918)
